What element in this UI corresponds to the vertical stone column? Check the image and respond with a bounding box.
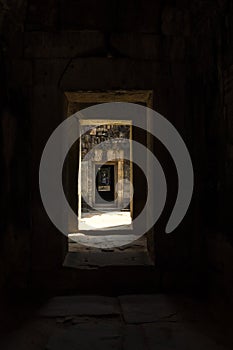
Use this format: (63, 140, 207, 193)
(117, 157, 124, 208)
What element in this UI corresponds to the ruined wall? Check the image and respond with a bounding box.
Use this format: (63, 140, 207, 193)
(80, 124, 130, 211)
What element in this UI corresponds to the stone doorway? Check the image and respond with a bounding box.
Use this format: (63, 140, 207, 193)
(79, 121, 132, 217)
(78, 120, 133, 232)
(63, 90, 154, 267)
(95, 163, 116, 205)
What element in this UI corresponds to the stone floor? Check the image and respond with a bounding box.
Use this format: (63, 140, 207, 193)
(68, 232, 142, 249)
(68, 211, 136, 251)
(65, 237, 153, 268)
(79, 211, 132, 230)
(0, 294, 232, 350)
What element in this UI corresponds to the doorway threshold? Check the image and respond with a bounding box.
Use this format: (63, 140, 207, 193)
(64, 237, 154, 269)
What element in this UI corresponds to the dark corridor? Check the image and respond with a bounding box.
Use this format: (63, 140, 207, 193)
(0, 0, 233, 349)
(95, 164, 115, 204)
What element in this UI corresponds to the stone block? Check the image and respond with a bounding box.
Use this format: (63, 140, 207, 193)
(24, 31, 105, 58)
(63, 249, 153, 268)
(110, 33, 160, 60)
(227, 144, 233, 160)
(116, 0, 161, 33)
(143, 323, 226, 350)
(162, 6, 190, 36)
(160, 36, 186, 61)
(224, 65, 233, 142)
(33, 59, 68, 86)
(39, 295, 120, 317)
(25, 0, 58, 30)
(9, 59, 32, 87)
(123, 325, 146, 350)
(207, 234, 233, 302)
(170, 37, 186, 61)
(46, 322, 122, 350)
(60, 0, 112, 30)
(119, 294, 178, 323)
(6, 31, 24, 58)
(60, 0, 161, 32)
(60, 58, 170, 91)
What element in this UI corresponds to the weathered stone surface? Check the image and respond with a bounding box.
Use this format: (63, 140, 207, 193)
(9, 59, 32, 87)
(68, 233, 147, 249)
(30, 84, 65, 271)
(47, 321, 146, 350)
(33, 59, 68, 86)
(207, 234, 233, 308)
(110, 33, 160, 60)
(123, 325, 146, 350)
(60, 0, 112, 30)
(46, 322, 122, 350)
(162, 36, 186, 61)
(110, 33, 185, 61)
(25, 0, 58, 31)
(60, 0, 161, 32)
(224, 65, 233, 143)
(143, 323, 227, 350)
(162, 6, 190, 36)
(0, 317, 58, 350)
(116, 0, 161, 33)
(24, 31, 105, 58)
(39, 295, 120, 317)
(1, 294, 232, 350)
(63, 249, 153, 268)
(119, 294, 178, 323)
(6, 31, 24, 58)
(60, 58, 170, 90)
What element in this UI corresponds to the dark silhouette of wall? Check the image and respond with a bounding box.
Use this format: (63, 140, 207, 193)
(0, 0, 232, 305)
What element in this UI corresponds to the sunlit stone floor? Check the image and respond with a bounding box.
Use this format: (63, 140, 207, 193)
(79, 211, 132, 230)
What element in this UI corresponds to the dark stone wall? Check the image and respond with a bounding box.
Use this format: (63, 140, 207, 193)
(0, 0, 232, 299)
(205, 1, 233, 312)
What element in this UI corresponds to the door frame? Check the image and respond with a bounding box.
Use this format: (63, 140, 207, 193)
(63, 90, 154, 259)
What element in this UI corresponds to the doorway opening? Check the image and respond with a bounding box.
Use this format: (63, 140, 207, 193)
(63, 90, 154, 268)
(78, 120, 133, 232)
(95, 164, 115, 204)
